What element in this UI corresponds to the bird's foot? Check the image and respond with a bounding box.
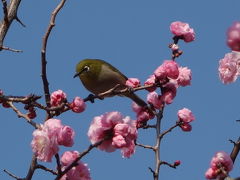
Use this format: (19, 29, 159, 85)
(86, 94, 96, 103)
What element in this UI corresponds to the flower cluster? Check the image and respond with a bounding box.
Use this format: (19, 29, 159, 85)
(227, 22, 240, 52)
(205, 151, 233, 179)
(218, 51, 240, 84)
(31, 119, 75, 162)
(177, 108, 195, 132)
(60, 151, 91, 180)
(87, 112, 137, 158)
(50, 90, 86, 113)
(145, 60, 192, 106)
(170, 21, 195, 43)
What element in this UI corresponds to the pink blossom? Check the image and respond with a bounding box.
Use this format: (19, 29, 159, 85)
(126, 78, 141, 88)
(61, 162, 91, 180)
(60, 151, 91, 180)
(176, 67, 192, 86)
(210, 151, 233, 171)
(31, 119, 75, 161)
(58, 126, 75, 147)
(170, 21, 195, 42)
(70, 97, 86, 113)
(205, 151, 233, 179)
(177, 108, 195, 123)
(87, 112, 137, 157)
(205, 168, 218, 179)
(147, 91, 162, 109)
(144, 75, 157, 92)
(161, 82, 177, 104)
(227, 22, 240, 51)
(31, 129, 59, 162)
(43, 119, 63, 137)
(61, 151, 79, 166)
(132, 102, 155, 127)
(154, 60, 179, 80)
(218, 52, 240, 84)
(50, 90, 67, 107)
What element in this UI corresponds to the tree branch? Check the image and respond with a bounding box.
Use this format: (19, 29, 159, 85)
(41, 0, 67, 119)
(0, 0, 23, 51)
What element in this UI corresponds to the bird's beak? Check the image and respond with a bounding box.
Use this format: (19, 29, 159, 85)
(73, 72, 81, 78)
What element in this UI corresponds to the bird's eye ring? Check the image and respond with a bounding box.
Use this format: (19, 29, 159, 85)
(84, 66, 90, 72)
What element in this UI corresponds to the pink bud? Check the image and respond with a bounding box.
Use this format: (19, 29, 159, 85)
(126, 78, 141, 88)
(70, 96, 86, 113)
(177, 108, 195, 123)
(227, 22, 240, 51)
(27, 110, 37, 119)
(170, 21, 195, 42)
(58, 126, 75, 147)
(50, 90, 67, 107)
(2, 102, 10, 108)
(174, 160, 181, 166)
(180, 123, 192, 132)
(177, 67, 192, 87)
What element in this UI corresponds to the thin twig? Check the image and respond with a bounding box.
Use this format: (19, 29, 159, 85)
(55, 153, 62, 174)
(41, 0, 67, 119)
(36, 164, 58, 175)
(3, 169, 22, 180)
(1, 45, 22, 52)
(8, 101, 39, 129)
(136, 142, 155, 150)
(0, 0, 22, 51)
(160, 161, 177, 169)
(159, 123, 180, 140)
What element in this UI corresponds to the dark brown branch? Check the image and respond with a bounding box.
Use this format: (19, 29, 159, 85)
(36, 164, 57, 175)
(25, 154, 37, 180)
(0, 0, 23, 51)
(3, 169, 22, 180)
(159, 122, 180, 140)
(230, 137, 240, 163)
(8, 101, 39, 129)
(55, 153, 62, 175)
(160, 161, 177, 169)
(41, 0, 67, 119)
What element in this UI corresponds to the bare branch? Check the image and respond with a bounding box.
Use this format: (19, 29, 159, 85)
(136, 142, 155, 150)
(41, 0, 67, 119)
(230, 137, 240, 163)
(8, 101, 39, 129)
(36, 164, 57, 175)
(3, 169, 22, 180)
(0, 0, 23, 51)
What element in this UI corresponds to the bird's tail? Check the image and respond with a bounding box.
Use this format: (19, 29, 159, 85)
(125, 93, 147, 107)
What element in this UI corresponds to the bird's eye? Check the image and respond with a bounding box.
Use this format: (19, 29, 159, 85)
(83, 66, 90, 72)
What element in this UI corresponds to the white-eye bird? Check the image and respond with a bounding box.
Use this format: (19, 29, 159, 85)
(73, 59, 147, 107)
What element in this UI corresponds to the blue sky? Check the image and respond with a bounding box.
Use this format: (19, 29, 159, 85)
(1, 0, 240, 179)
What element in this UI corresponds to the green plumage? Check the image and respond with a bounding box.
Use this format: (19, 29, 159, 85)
(74, 59, 147, 107)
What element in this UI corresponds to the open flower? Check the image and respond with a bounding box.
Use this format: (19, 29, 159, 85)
(88, 112, 137, 158)
(170, 21, 195, 42)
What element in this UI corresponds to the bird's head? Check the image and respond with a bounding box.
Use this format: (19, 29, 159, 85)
(74, 59, 104, 79)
